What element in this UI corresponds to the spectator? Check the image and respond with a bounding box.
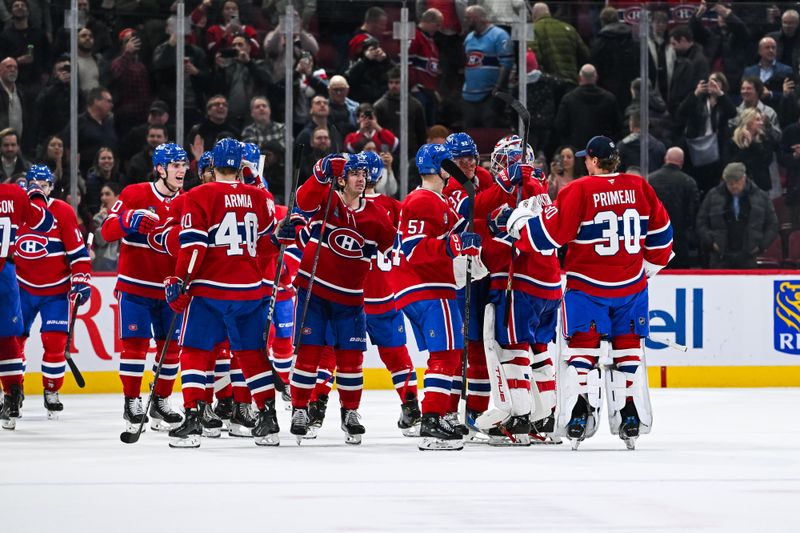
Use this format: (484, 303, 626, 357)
(548, 145, 578, 200)
(187, 95, 237, 151)
(526, 52, 576, 158)
(31, 55, 71, 153)
(295, 95, 343, 151)
(696, 162, 779, 268)
(262, 0, 317, 31)
(725, 108, 781, 194)
(625, 77, 672, 144)
(649, 147, 700, 268)
(690, 1, 750, 99)
(374, 67, 427, 157)
(778, 111, 800, 213)
(298, 125, 333, 181)
(206, 0, 261, 58)
(241, 96, 286, 151)
(647, 10, 672, 102)
(37, 134, 83, 199)
(666, 24, 710, 117)
(344, 103, 398, 154)
(348, 7, 388, 63)
(616, 113, 666, 175)
(555, 64, 621, 151)
(92, 181, 122, 271)
(63, 87, 117, 175)
(590, 6, 639, 112)
(0, 0, 50, 100)
(52, 0, 113, 58)
(417, 0, 464, 101)
(124, 125, 168, 186)
(262, 8, 319, 84)
(120, 100, 174, 165)
(732, 77, 781, 133)
(210, 33, 275, 129)
(75, 27, 111, 97)
(426, 124, 450, 144)
(111, 29, 153, 137)
(85, 147, 123, 215)
(0, 57, 24, 143)
(530, 2, 589, 84)
(152, 15, 212, 132)
(742, 36, 792, 108)
(677, 72, 737, 194)
(0, 127, 28, 182)
(327, 75, 358, 136)
(409, 8, 443, 125)
(346, 37, 394, 106)
(767, 9, 800, 74)
(461, 5, 512, 128)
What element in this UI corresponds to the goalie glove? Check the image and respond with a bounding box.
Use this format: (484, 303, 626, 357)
(495, 163, 534, 193)
(506, 197, 543, 240)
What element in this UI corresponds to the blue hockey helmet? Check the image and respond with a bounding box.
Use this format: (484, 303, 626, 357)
(211, 138, 243, 169)
(152, 142, 188, 170)
(344, 152, 370, 176)
(197, 151, 214, 175)
(362, 151, 384, 184)
(415, 143, 451, 175)
(444, 132, 478, 159)
(241, 142, 260, 165)
(26, 164, 55, 185)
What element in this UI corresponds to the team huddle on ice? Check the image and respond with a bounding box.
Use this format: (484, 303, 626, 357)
(0, 130, 673, 451)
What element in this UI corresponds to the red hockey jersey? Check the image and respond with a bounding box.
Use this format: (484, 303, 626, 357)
(363, 192, 402, 315)
(15, 198, 91, 295)
(101, 182, 179, 299)
(0, 184, 53, 270)
(294, 177, 395, 307)
(517, 172, 673, 298)
(177, 181, 276, 301)
(394, 186, 464, 309)
(409, 28, 440, 92)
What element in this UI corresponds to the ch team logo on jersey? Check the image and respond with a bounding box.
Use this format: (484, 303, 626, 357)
(774, 280, 800, 355)
(327, 227, 365, 259)
(427, 58, 439, 75)
(15, 234, 49, 259)
(466, 51, 484, 68)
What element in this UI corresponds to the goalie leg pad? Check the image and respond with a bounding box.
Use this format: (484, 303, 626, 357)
(498, 344, 531, 417)
(555, 334, 605, 438)
(478, 304, 511, 428)
(530, 343, 556, 414)
(609, 337, 652, 435)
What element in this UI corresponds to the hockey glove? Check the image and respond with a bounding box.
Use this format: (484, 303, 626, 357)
(505, 197, 542, 239)
(120, 209, 159, 235)
(164, 276, 191, 313)
(313, 154, 347, 184)
(446, 231, 481, 258)
(487, 205, 514, 237)
(27, 182, 48, 203)
(69, 273, 92, 307)
(495, 163, 534, 193)
(271, 215, 305, 247)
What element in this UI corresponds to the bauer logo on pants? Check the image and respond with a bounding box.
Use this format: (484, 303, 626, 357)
(774, 281, 800, 355)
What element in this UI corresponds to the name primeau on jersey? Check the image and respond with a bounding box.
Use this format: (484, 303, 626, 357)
(592, 189, 636, 208)
(225, 194, 253, 208)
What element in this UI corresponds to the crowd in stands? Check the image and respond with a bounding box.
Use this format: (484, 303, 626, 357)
(0, 0, 796, 270)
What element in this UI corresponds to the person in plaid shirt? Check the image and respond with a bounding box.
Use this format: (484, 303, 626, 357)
(241, 96, 285, 151)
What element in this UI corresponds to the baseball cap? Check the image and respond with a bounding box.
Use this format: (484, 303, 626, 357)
(575, 136, 618, 158)
(149, 100, 168, 114)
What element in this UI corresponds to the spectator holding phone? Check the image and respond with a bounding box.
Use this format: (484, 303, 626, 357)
(206, 0, 261, 58)
(344, 103, 398, 154)
(111, 29, 153, 137)
(346, 37, 394, 105)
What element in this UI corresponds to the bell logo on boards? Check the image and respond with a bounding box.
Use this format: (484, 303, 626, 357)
(774, 281, 800, 355)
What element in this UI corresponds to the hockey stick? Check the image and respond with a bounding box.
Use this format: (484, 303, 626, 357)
(262, 145, 306, 393)
(440, 159, 475, 400)
(648, 336, 688, 352)
(63, 232, 93, 388)
(120, 249, 198, 444)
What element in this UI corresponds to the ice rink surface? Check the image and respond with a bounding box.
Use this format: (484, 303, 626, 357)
(2, 388, 798, 532)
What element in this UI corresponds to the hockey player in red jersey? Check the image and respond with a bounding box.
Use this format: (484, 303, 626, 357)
(14, 165, 91, 419)
(101, 142, 187, 433)
(166, 138, 284, 448)
(394, 143, 482, 451)
(289, 152, 395, 445)
(0, 180, 54, 429)
(500, 136, 673, 450)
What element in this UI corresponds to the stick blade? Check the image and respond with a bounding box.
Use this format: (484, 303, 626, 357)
(441, 159, 474, 195)
(494, 91, 530, 122)
(65, 357, 86, 388)
(119, 430, 141, 444)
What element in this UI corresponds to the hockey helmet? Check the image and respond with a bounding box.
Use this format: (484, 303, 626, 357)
(25, 164, 55, 185)
(152, 142, 188, 170)
(362, 151, 384, 184)
(343, 152, 370, 177)
(490, 134, 533, 175)
(197, 151, 214, 175)
(211, 138, 243, 170)
(415, 143, 451, 175)
(444, 132, 478, 159)
(241, 142, 261, 165)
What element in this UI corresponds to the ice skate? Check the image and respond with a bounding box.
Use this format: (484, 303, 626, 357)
(418, 413, 464, 451)
(488, 415, 531, 446)
(252, 400, 280, 446)
(308, 393, 328, 431)
(149, 395, 183, 431)
(290, 407, 310, 445)
(123, 396, 148, 433)
(213, 396, 234, 430)
(43, 390, 63, 420)
(567, 395, 590, 450)
(619, 399, 640, 450)
(444, 411, 468, 435)
(397, 395, 421, 437)
(341, 408, 365, 445)
(529, 412, 562, 445)
(168, 405, 202, 448)
(200, 402, 223, 438)
(229, 402, 256, 437)
(464, 408, 489, 444)
(1, 385, 23, 430)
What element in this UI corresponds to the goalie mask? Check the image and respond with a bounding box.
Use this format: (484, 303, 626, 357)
(490, 135, 533, 175)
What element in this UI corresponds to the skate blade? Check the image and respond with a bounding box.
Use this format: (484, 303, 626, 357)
(202, 427, 222, 438)
(488, 434, 531, 447)
(149, 419, 180, 432)
(47, 410, 59, 421)
(464, 430, 490, 445)
(1, 418, 17, 430)
(623, 437, 637, 450)
(418, 437, 463, 451)
(529, 433, 562, 445)
(570, 438, 583, 451)
(301, 427, 318, 439)
(254, 433, 280, 446)
(344, 434, 362, 445)
(229, 424, 254, 437)
(401, 424, 421, 437)
(168, 435, 201, 448)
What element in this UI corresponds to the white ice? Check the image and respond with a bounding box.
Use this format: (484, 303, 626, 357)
(2, 389, 798, 532)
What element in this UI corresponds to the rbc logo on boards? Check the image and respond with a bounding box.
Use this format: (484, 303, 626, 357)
(774, 281, 800, 355)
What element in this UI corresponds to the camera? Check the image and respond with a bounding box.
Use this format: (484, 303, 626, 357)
(363, 110, 373, 119)
(220, 48, 238, 59)
(553, 154, 564, 174)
